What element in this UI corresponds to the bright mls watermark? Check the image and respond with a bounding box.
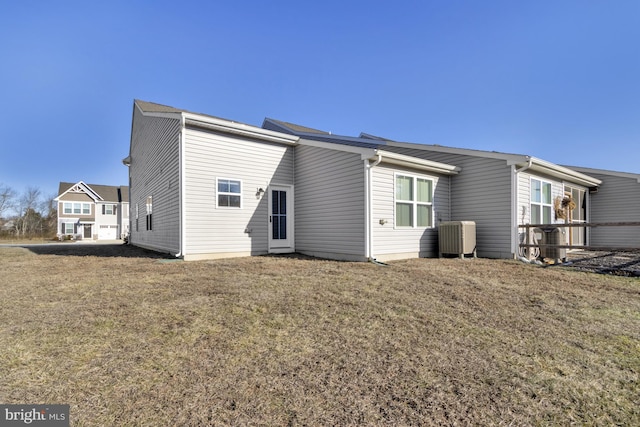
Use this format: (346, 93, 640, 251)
(0, 405, 69, 426)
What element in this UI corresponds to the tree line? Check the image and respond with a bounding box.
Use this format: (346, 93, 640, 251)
(0, 183, 57, 239)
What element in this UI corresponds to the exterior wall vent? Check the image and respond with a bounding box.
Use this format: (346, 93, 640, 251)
(439, 221, 477, 259)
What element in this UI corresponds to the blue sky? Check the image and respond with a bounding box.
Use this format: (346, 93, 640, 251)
(1, 0, 639, 201)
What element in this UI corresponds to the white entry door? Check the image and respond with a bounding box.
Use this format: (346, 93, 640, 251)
(268, 185, 294, 253)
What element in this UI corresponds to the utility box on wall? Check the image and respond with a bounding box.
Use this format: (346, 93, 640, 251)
(439, 221, 477, 259)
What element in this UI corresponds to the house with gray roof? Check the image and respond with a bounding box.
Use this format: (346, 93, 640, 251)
(125, 100, 459, 261)
(125, 99, 608, 262)
(55, 181, 129, 240)
(264, 120, 603, 259)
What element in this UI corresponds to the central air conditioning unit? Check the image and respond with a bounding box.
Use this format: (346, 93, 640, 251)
(537, 227, 567, 262)
(439, 221, 477, 259)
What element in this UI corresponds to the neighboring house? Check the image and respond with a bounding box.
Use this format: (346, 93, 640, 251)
(563, 166, 640, 248)
(125, 100, 459, 261)
(56, 181, 129, 240)
(125, 99, 605, 261)
(1, 219, 14, 232)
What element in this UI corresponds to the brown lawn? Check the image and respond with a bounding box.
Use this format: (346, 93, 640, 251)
(0, 245, 638, 426)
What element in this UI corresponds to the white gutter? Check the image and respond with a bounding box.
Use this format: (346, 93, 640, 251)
(510, 157, 532, 258)
(515, 157, 533, 173)
(370, 153, 383, 168)
(175, 115, 187, 258)
(365, 154, 382, 260)
(376, 150, 460, 175)
(511, 157, 601, 187)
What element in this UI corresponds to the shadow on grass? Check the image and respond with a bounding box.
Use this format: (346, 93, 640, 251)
(565, 251, 640, 277)
(22, 243, 175, 259)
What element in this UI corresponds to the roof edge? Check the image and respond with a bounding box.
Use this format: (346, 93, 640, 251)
(375, 150, 460, 175)
(386, 141, 526, 162)
(562, 165, 640, 183)
(520, 158, 602, 187)
(184, 116, 299, 145)
(55, 181, 103, 201)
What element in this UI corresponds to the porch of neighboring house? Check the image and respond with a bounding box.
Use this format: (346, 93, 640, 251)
(60, 222, 95, 240)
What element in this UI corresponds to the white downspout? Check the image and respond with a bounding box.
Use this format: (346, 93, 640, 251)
(365, 154, 382, 261)
(512, 157, 533, 258)
(515, 157, 533, 174)
(175, 116, 187, 258)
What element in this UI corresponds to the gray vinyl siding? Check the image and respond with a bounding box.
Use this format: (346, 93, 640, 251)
(371, 164, 449, 259)
(129, 107, 181, 253)
(294, 144, 366, 261)
(183, 127, 294, 256)
(383, 147, 514, 258)
(581, 172, 640, 247)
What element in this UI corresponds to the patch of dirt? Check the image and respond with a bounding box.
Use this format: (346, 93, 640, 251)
(566, 250, 640, 277)
(17, 242, 174, 258)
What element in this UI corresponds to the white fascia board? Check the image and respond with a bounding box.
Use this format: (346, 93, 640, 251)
(387, 141, 526, 163)
(184, 114, 299, 145)
(297, 138, 377, 157)
(520, 158, 602, 187)
(56, 181, 103, 202)
(80, 182, 104, 201)
(374, 150, 460, 175)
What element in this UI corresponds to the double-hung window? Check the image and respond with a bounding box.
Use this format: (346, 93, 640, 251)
(103, 204, 116, 215)
(217, 178, 242, 208)
(63, 202, 90, 214)
(395, 174, 434, 228)
(531, 178, 552, 224)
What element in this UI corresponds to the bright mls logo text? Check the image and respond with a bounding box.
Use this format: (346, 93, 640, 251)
(1, 405, 69, 426)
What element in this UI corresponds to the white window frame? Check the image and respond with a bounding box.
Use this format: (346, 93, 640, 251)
(64, 223, 74, 234)
(146, 196, 153, 231)
(530, 178, 553, 224)
(216, 178, 243, 209)
(64, 202, 90, 215)
(105, 204, 114, 215)
(394, 173, 435, 229)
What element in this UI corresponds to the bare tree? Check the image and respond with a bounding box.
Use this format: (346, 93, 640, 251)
(0, 183, 16, 219)
(43, 192, 58, 237)
(14, 187, 43, 237)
